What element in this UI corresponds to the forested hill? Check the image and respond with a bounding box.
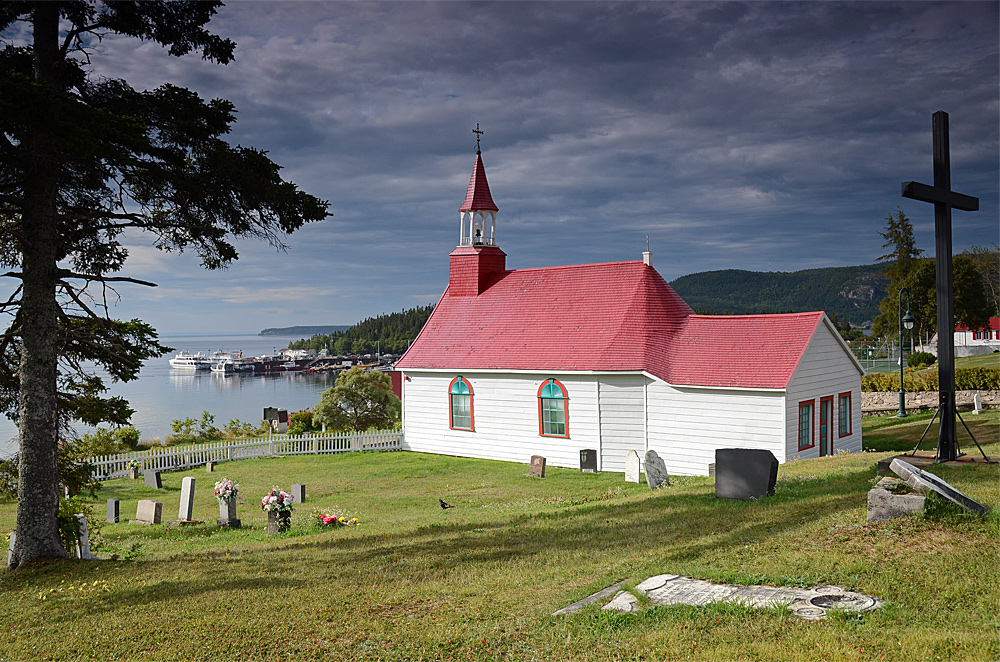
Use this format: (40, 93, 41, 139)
(287, 305, 434, 355)
(259, 325, 351, 337)
(669, 265, 888, 325)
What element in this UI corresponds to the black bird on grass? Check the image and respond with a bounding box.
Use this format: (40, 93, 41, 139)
(439, 498, 454, 509)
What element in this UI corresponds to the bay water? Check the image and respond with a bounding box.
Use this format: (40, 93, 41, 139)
(0, 332, 339, 459)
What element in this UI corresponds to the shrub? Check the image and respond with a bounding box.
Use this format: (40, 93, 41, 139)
(956, 367, 1000, 390)
(907, 351, 936, 368)
(57, 497, 105, 555)
(74, 426, 141, 457)
(288, 409, 317, 435)
(168, 411, 222, 445)
(862, 367, 1000, 392)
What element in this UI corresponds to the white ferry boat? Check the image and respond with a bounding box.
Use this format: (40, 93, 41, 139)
(168, 351, 213, 370)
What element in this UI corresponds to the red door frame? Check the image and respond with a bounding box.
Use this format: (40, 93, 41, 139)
(819, 395, 833, 457)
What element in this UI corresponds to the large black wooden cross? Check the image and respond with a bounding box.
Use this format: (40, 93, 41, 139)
(901, 111, 979, 462)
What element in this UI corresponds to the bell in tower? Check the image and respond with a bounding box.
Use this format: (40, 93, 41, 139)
(459, 124, 499, 247)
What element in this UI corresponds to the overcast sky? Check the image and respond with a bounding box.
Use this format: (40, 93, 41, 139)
(12, 1, 1000, 334)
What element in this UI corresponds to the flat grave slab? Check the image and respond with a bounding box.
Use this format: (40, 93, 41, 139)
(555, 574, 881, 621)
(890, 458, 989, 515)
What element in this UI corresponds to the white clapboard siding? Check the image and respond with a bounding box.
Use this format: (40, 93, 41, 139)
(598, 375, 647, 472)
(647, 380, 785, 476)
(785, 320, 864, 460)
(402, 371, 600, 469)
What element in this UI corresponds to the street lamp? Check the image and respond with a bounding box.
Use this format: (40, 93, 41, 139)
(897, 287, 916, 418)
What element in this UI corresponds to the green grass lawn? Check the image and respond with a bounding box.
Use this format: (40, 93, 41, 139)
(1, 413, 998, 661)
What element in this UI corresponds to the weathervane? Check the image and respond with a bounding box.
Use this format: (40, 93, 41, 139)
(473, 123, 484, 154)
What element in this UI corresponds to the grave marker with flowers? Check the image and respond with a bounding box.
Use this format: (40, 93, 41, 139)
(261, 487, 294, 535)
(313, 510, 360, 529)
(214, 478, 241, 529)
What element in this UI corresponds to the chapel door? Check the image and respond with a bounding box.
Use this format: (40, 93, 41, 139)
(819, 396, 833, 457)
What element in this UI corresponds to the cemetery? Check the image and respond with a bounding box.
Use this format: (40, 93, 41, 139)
(0, 410, 997, 660)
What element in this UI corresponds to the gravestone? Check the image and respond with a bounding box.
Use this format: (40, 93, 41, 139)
(973, 393, 984, 414)
(143, 470, 162, 489)
(624, 450, 641, 483)
(218, 498, 241, 529)
(107, 498, 119, 524)
(579, 449, 597, 473)
(291, 483, 306, 505)
(205, 461, 215, 472)
(644, 450, 669, 488)
(178, 477, 196, 520)
(6, 530, 14, 567)
(714, 449, 777, 500)
(135, 500, 162, 525)
(527, 455, 546, 478)
(74, 514, 99, 560)
(890, 458, 988, 515)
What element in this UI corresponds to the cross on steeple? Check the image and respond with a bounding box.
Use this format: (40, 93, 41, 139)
(901, 110, 980, 463)
(473, 123, 484, 154)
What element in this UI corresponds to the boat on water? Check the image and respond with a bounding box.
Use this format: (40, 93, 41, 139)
(168, 351, 213, 370)
(210, 355, 255, 374)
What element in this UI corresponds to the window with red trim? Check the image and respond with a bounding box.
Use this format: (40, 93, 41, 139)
(449, 376, 474, 431)
(798, 400, 815, 450)
(838, 392, 852, 437)
(538, 378, 568, 437)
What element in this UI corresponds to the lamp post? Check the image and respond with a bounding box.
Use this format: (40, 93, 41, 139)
(896, 287, 916, 417)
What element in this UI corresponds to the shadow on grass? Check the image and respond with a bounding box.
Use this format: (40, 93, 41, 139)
(273, 465, 877, 587)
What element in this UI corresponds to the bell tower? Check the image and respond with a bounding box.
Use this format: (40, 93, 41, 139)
(449, 125, 506, 296)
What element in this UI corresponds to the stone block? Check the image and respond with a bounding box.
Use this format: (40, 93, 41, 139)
(714, 449, 777, 500)
(205, 461, 215, 472)
(291, 483, 305, 504)
(867, 477, 925, 522)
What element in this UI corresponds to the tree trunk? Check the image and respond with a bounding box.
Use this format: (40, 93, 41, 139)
(10, 2, 68, 570)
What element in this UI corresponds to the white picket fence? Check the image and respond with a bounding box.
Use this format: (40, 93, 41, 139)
(88, 430, 403, 480)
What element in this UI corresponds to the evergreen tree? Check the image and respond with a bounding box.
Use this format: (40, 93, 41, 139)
(872, 208, 924, 338)
(1, 2, 328, 569)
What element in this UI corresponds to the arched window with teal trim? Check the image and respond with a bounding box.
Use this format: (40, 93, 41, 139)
(449, 376, 474, 431)
(537, 378, 568, 437)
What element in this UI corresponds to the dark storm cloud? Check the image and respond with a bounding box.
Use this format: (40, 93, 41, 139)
(15, 1, 996, 331)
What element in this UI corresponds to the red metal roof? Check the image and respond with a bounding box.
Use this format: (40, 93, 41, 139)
(396, 260, 829, 389)
(459, 153, 499, 212)
(955, 317, 1000, 331)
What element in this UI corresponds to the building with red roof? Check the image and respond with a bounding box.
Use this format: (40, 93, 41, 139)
(395, 149, 864, 475)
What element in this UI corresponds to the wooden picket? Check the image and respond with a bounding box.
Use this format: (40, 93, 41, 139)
(88, 430, 402, 480)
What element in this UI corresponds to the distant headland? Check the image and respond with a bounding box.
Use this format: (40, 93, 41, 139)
(259, 325, 352, 337)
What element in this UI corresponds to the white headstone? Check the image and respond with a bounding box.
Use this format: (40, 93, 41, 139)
(973, 392, 984, 414)
(624, 450, 641, 483)
(74, 514, 99, 560)
(6, 530, 14, 566)
(179, 476, 196, 520)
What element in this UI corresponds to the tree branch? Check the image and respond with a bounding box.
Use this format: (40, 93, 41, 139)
(56, 270, 158, 288)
